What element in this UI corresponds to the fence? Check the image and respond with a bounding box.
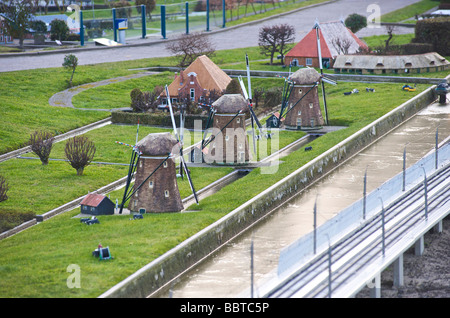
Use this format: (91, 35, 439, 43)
(277, 140, 450, 276)
(70, 0, 312, 45)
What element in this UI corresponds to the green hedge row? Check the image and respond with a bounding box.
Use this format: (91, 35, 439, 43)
(413, 17, 450, 56)
(111, 111, 209, 129)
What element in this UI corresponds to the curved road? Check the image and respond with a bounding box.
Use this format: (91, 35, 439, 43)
(0, 0, 420, 73)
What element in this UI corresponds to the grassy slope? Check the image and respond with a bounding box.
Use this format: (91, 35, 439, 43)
(0, 78, 429, 297)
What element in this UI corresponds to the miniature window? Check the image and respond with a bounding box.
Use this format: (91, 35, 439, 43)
(91, 207, 95, 212)
(309, 103, 313, 109)
(298, 89, 302, 94)
(165, 190, 169, 198)
(239, 143, 243, 150)
(298, 110, 302, 116)
(149, 181, 153, 188)
(306, 58, 313, 66)
(237, 118, 240, 124)
(225, 135, 229, 141)
(163, 161, 168, 168)
(297, 118, 302, 126)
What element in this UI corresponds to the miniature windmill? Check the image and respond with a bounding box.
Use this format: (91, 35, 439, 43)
(116, 99, 198, 213)
(276, 20, 337, 130)
(203, 94, 250, 165)
(128, 132, 184, 213)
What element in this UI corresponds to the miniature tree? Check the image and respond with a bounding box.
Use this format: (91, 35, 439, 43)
(65, 136, 96, 176)
(258, 24, 295, 65)
(0, 175, 9, 203)
(0, 0, 37, 48)
(345, 13, 367, 33)
(63, 54, 78, 87)
(166, 33, 216, 68)
(50, 19, 69, 41)
(29, 130, 55, 165)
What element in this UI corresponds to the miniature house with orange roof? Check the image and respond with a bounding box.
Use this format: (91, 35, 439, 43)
(285, 20, 368, 69)
(161, 55, 232, 104)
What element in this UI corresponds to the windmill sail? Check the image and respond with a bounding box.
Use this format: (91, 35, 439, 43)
(314, 20, 329, 126)
(165, 85, 199, 205)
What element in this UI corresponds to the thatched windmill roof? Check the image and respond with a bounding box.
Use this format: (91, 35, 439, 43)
(212, 94, 249, 113)
(290, 67, 321, 85)
(136, 132, 179, 156)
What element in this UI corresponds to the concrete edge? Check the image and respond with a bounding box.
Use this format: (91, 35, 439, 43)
(98, 84, 438, 298)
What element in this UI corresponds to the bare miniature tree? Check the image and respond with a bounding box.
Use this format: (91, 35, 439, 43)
(258, 24, 295, 65)
(384, 25, 396, 53)
(0, 175, 9, 203)
(331, 37, 353, 55)
(65, 136, 96, 176)
(29, 130, 55, 165)
(252, 87, 265, 108)
(166, 33, 216, 68)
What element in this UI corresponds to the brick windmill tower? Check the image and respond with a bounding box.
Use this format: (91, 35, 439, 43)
(204, 94, 250, 165)
(283, 67, 325, 130)
(128, 132, 184, 213)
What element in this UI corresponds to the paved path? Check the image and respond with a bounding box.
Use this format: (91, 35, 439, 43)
(48, 72, 157, 111)
(0, 0, 420, 73)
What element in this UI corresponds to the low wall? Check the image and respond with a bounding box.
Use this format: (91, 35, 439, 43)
(100, 85, 437, 298)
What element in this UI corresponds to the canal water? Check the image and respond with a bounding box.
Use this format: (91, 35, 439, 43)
(152, 102, 450, 298)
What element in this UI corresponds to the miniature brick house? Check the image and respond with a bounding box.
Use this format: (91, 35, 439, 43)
(161, 55, 232, 104)
(284, 68, 324, 130)
(129, 132, 184, 213)
(205, 94, 250, 165)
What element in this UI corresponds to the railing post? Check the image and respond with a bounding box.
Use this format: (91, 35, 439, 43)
(186, 2, 189, 34)
(379, 198, 385, 257)
(363, 167, 367, 220)
(79, 10, 84, 46)
(328, 244, 332, 298)
(112, 8, 117, 42)
(313, 198, 317, 254)
(422, 168, 428, 220)
(161, 5, 166, 39)
(222, 0, 226, 28)
(250, 240, 254, 298)
(402, 146, 406, 191)
(206, 0, 210, 31)
(435, 126, 439, 169)
(141, 4, 146, 39)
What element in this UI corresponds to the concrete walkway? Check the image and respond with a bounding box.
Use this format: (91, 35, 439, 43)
(0, 0, 421, 73)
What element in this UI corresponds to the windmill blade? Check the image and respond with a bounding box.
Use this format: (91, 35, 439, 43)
(314, 20, 329, 125)
(180, 155, 198, 204)
(238, 76, 257, 153)
(165, 85, 198, 204)
(322, 76, 337, 85)
(118, 150, 140, 214)
(245, 53, 252, 102)
(165, 85, 180, 142)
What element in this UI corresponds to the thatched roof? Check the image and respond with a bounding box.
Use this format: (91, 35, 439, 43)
(212, 94, 249, 113)
(290, 67, 321, 84)
(136, 132, 179, 156)
(162, 55, 232, 98)
(286, 20, 368, 60)
(333, 52, 450, 70)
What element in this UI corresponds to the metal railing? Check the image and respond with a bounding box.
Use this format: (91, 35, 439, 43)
(276, 140, 450, 279)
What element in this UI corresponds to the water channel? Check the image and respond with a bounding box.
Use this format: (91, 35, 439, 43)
(152, 101, 450, 298)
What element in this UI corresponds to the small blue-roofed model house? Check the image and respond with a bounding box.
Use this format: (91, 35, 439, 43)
(80, 193, 115, 216)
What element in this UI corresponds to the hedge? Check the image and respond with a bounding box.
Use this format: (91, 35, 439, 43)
(111, 111, 209, 129)
(413, 17, 450, 56)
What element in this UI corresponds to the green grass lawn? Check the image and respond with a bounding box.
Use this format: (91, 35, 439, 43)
(380, 0, 439, 23)
(0, 34, 441, 297)
(0, 75, 429, 297)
